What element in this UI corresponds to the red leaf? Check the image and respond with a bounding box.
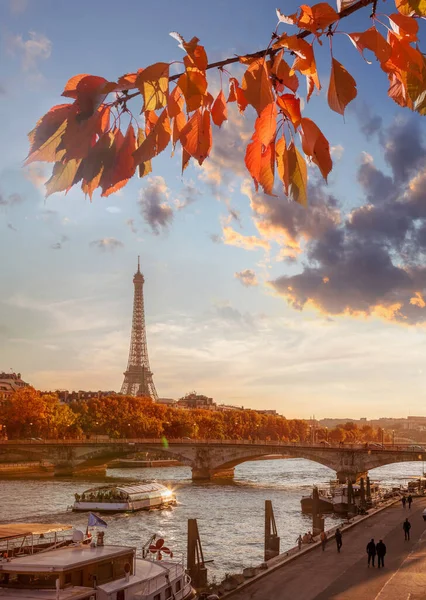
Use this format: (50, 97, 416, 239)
(300, 117, 332, 181)
(178, 68, 208, 112)
(254, 103, 277, 146)
(297, 3, 339, 33)
(133, 109, 171, 166)
(62, 74, 110, 119)
(179, 109, 212, 166)
(276, 94, 301, 128)
(102, 124, 137, 197)
(211, 90, 228, 127)
(227, 78, 248, 113)
(271, 51, 299, 93)
(327, 58, 357, 115)
(26, 104, 73, 165)
(242, 58, 274, 115)
(245, 137, 275, 195)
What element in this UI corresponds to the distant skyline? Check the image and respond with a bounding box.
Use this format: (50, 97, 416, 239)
(1, 0, 426, 419)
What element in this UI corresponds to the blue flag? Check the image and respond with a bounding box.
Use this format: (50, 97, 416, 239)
(88, 512, 108, 528)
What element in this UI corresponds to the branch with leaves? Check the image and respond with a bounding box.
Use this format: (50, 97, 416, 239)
(27, 0, 426, 206)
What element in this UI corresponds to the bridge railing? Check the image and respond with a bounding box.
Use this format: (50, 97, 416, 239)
(0, 438, 424, 453)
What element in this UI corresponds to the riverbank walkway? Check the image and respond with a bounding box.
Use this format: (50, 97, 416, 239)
(228, 497, 426, 600)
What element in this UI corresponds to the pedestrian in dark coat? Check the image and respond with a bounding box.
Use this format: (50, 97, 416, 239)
(402, 495, 407, 509)
(403, 518, 411, 541)
(320, 530, 327, 551)
(366, 539, 376, 567)
(376, 540, 386, 568)
(335, 528, 342, 553)
(407, 495, 413, 509)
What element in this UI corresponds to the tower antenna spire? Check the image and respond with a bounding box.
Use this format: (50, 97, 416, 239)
(137, 255, 140, 273)
(120, 260, 158, 400)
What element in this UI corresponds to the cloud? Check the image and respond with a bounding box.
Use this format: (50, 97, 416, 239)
(209, 234, 221, 243)
(0, 192, 24, 207)
(270, 117, 426, 324)
(175, 182, 201, 210)
(50, 235, 69, 251)
(89, 238, 124, 252)
(331, 145, 344, 160)
(352, 102, 383, 141)
(7, 31, 52, 74)
(7, 223, 17, 232)
(24, 164, 48, 190)
(235, 269, 258, 287)
(106, 206, 121, 214)
(222, 224, 270, 251)
(126, 218, 138, 234)
(138, 176, 173, 235)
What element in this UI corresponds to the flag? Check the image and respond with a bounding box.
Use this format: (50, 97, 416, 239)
(88, 512, 108, 528)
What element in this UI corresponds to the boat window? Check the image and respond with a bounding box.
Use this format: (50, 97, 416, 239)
(0, 573, 57, 588)
(153, 594, 161, 600)
(165, 586, 172, 599)
(98, 562, 114, 582)
(175, 579, 182, 592)
(65, 573, 72, 585)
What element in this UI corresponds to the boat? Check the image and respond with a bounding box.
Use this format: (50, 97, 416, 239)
(0, 525, 195, 600)
(300, 489, 334, 513)
(332, 482, 382, 513)
(73, 482, 176, 513)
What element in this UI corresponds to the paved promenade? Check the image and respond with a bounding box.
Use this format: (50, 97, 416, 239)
(229, 497, 426, 600)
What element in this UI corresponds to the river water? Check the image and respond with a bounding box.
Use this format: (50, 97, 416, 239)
(0, 459, 423, 582)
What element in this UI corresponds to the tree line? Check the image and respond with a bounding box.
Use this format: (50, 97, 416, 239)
(0, 387, 391, 443)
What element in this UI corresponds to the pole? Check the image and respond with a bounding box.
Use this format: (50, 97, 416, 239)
(264, 500, 280, 560)
(187, 519, 207, 589)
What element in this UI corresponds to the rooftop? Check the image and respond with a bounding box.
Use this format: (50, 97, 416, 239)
(0, 546, 134, 573)
(0, 586, 94, 600)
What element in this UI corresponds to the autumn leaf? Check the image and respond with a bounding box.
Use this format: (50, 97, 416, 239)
(254, 103, 277, 146)
(102, 124, 137, 197)
(276, 94, 301, 128)
(136, 62, 169, 111)
(275, 136, 290, 195)
(211, 90, 228, 127)
(178, 67, 208, 112)
(172, 111, 187, 147)
(288, 142, 307, 206)
(276, 8, 298, 24)
(78, 131, 116, 199)
(60, 106, 111, 161)
(298, 3, 339, 33)
(348, 28, 392, 64)
(62, 74, 110, 119)
(270, 51, 299, 93)
(388, 13, 419, 41)
(300, 117, 332, 181)
(26, 104, 73, 165)
(395, 0, 426, 17)
(45, 158, 82, 197)
(242, 58, 274, 115)
(136, 128, 153, 178)
(133, 109, 171, 165)
(168, 86, 185, 117)
(328, 57, 357, 115)
(276, 35, 320, 95)
(179, 109, 212, 166)
(228, 77, 248, 112)
(245, 137, 275, 195)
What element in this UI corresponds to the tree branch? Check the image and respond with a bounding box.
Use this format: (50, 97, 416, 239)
(115, 0, 375, 107)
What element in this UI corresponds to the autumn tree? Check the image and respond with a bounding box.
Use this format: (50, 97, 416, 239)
(25, 0, 426, 208)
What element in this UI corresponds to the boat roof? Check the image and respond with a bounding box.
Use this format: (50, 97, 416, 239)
(96, 560, 182, 593)
(0, 524, 72, 542)
(81, 482, 166, 495)
(0, 586, 94, 600)
(0, 545, 135, 573)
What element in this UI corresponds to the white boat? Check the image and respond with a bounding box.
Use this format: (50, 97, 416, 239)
(0, 527, 195, 600)
(73, 483, 176, 513)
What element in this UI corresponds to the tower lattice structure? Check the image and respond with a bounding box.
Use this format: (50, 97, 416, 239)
(120, 257, 158, 399)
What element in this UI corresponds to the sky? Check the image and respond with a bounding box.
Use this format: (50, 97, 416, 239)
(1, 0, 426, 419)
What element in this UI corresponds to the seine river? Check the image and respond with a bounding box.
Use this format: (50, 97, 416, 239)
(0, 459, 423, 581)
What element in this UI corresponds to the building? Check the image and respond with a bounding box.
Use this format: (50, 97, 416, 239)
(177, 393, 216, 410)
(50, 390, 117, 404)
(157, 397, 178, 407)
(0, 372, 29, 403)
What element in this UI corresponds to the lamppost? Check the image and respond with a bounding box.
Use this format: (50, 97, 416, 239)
(29, 422, 33, 441)
(325, 427, 328, 442)
(392, 429, 395, 447)
(127, 423, 131, 439)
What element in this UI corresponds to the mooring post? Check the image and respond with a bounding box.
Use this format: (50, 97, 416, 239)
(187, 518, 208, 589)
(311, 487, 324, 536)
(264, 500, 280, 561)
(366, 476, 372, 507)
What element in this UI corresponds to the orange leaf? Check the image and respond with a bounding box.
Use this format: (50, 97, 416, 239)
(388, 13, 418, 41)
(61, 105, 111, 161)
(173, 111, 187, 147)
(275, 136, 290, 195)
(276, 35, 320, 95)
(395, 0, 426, 17)
(136, 62, 169, 111)
(182, 148, 191, 172)
(385, 32, 423, 73)
(242, 58, 274, 115)
(168, 86, 185, 118)
(276, 94, 301, 128)
(79, 131, 116, 200)
(288, 142, 307, 206)
(136, 128, 153, 178)
(178, 68, 208, 112)
(300, 117, 332, 181)
(328, 57, 357, 115)
(113, 71, 142, 91)
(62, 74, 110, 119)
(133, 109, 171, 166)
(271, 51, 299, 93)
(228, 77, 248, 113)
(211, 90, 228, 127)
(298, 3, 339, 33)
(102, 124, 137, 197)
(25, 104, 73, 165)
(45, 158, 82, 197)
(179, 109, 212, 166)
(254, 103, 277, 146)
(176, 35, 209, 70)
(348, 28, 392, 64)
(276, 8, 298, 24)
(245, 137, 275, 195)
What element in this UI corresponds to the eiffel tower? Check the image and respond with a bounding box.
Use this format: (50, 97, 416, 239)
(120, 257, 158, 399)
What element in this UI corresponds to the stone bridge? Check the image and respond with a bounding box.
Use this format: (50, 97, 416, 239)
(0, 439, 424, 482)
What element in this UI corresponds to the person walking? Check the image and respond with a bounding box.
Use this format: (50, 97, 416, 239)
(403, 518, 411, 541)
(407, 494, 413, 509)
(376, 540, 386, 568)
(320, 530, 328, 551)
(335, 528, 342, 553)
(296, 534, 303, 551)
(366, 538, 376, 567)
(401, 495, 407, 509)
